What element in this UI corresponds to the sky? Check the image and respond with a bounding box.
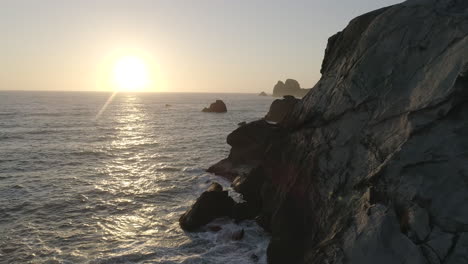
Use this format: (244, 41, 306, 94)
(0, 0, 404, 93)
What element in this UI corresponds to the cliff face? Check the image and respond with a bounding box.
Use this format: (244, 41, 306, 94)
(210, 1, 468, 263)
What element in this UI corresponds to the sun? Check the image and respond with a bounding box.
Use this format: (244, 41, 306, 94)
(112, 56, 150, 91)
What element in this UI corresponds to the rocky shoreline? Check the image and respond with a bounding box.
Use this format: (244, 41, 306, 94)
(180, 1, 468, 263)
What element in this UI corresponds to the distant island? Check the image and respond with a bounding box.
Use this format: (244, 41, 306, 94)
(272, 79, 310, 97)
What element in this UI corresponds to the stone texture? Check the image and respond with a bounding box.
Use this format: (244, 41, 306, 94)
(207, 1, 468, 263)
(407, 204, 431, 242)
(426, 227, 454, 261)
(445, 233, 468, 264)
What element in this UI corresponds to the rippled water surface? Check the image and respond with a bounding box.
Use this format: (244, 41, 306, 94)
(0, 91, 274, 264)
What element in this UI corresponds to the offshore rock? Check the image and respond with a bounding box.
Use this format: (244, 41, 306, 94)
(273, 79, 310, 97)
(259, 91, 268, 96)
(210, 1, 468, 263)
(179, 182, 235, 231)
(202, 100, 227, 113)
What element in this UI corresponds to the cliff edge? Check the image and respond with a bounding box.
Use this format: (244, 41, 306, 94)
(208, 1, 468, 263)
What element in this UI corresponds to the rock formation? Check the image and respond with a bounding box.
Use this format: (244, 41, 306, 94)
(179, 182, 235, 231)
(203, 1, 468, 263)
(259, 91, 268, 96)
(265, 95, 299, 123)
(273, 79, 310, 97)
(202, 100, 227, 113)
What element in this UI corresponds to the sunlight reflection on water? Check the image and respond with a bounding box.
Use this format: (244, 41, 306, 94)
(0, 92, 274, 263)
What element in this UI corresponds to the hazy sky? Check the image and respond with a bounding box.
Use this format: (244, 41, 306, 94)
(1, 0, 403, 93)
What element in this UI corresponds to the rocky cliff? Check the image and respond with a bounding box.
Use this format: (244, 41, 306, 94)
(273, 79, 310, 97)
(207, 1, 468, 263)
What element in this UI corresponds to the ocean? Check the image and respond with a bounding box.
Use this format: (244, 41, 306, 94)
(0, 91, 274, 264)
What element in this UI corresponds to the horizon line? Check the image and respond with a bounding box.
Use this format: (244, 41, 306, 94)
(0, 89, 271, 95)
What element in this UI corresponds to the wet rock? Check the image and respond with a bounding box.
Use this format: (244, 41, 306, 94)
(207, 225, 222, 232)
(179, 182, 235, 231)
(265, 95, 300, 123)
(250, 253, 259, 262)
(207, 182, 223, 192)
(255, 213, 272, 233)
(231, 228, 245, 240)
(202, 100, 227, 113)
(238, 121, 247, 127)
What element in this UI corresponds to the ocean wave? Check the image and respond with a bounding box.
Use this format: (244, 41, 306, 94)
(0, 92, 273, 263)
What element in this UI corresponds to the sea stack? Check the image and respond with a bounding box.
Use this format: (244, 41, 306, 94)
(202, 100, 227, 113)
(272, 79, 310, 97)
(202, 1, 468, 263)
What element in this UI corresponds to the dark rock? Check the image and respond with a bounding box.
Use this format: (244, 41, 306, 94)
(250, 253, 259, 262)
(426, 227, 454, 261)
(232, 202, 259, 222)
(407, 205, 431, 243)
(208, 1, 468, 263)
(207, 120, 284, 179)
(202, 100, 227, 113)
(272, 79, 310, 97)
(265, 95, 300, 123)
(255, 214, 272, 233)
(238, 121, 247, 126)
(207, 182, 223, 192)
(259, 91, 268, 96)
(206, 158, 240, 181)
(179, 182, 235, 231)
(445, 233, 468, 264)
(207, 225, 222, 232)
(231, 229, 245, 240)
(232, 166, 265, 205)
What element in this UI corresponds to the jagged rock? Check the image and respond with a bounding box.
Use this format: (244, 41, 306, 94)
(207, 120, 284, 179)
(259, 91, 268, 96)
(202, 100, 227, 113)
(265, 95, 300, 123)
(272, 79, 310, 97)
(209, 1, 468, 263)
(179, 182, 235, 231)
